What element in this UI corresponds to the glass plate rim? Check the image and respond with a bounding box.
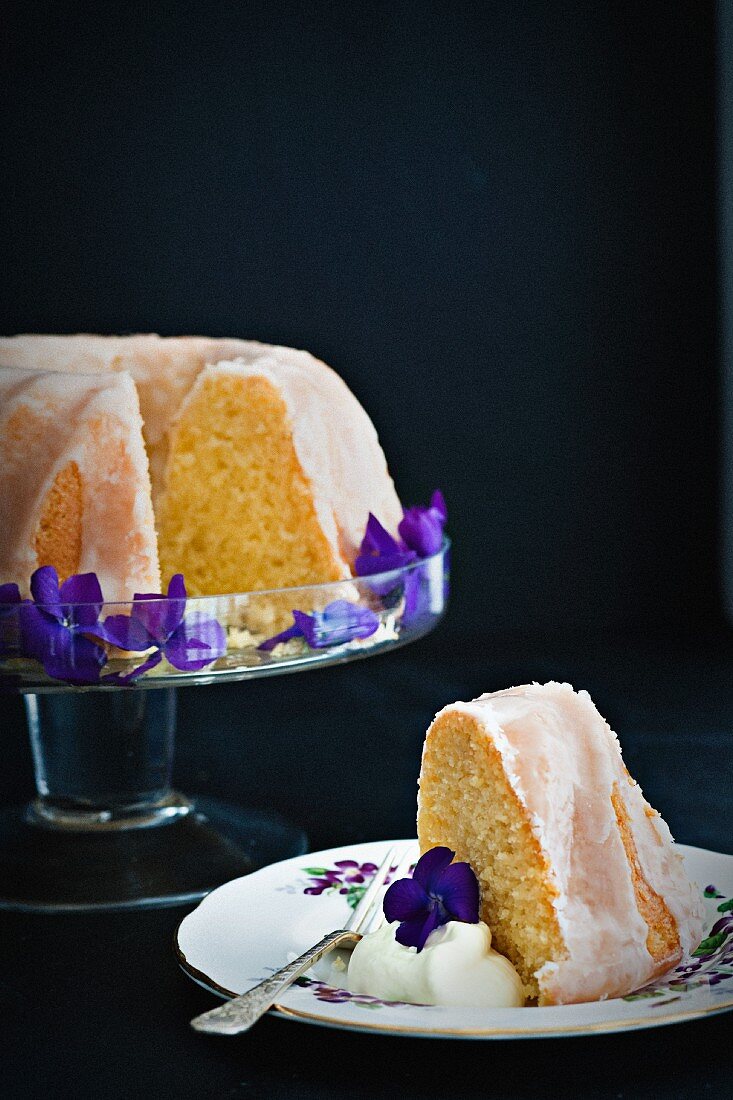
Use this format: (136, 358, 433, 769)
(0, 538, 450, 610)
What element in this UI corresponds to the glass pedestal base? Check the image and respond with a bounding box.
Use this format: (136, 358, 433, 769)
(0, 797, 307, 912)
(0, 548, 448, 913)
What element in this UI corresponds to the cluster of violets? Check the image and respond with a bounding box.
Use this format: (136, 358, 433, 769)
(0, 491, 446, 684)
(302, 847, 479, 954)
(0, 568, 226, 687)
(259, 490, 447, 653)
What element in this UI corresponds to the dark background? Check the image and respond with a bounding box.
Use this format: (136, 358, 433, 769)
(2, 2, 731, 1098)
(0, 0, 720, 641)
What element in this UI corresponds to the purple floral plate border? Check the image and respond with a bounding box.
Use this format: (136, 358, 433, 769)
(176, 839, 733, 1040)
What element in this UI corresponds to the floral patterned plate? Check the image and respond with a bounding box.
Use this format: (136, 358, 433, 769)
(176, 839, 733, 1039)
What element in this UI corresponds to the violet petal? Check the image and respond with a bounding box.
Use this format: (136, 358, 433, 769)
(395, 904, 443, 952)
(402, 564, 429, 628)
(30, 566, 63, 620)
(354, 549, 417, 577)
(319, 600, 380, 641)
(165, 613, 226, 671)
(22, 608, 106, 685)
(291, 610, 319, 647)
(132, 574, 187, 641)
(257, 622, 303, 652)
(93, 614, 154, 652)
(383, 878, 430, 924)
(295, 601, 379, 648)
(435, 861, 480, 923)
(430, 489, 447, 523)
(398, 507, 444, 557)
(412, 846, 455, 891)
(59, 573, 104, 628)
(19, 603, 58, 661)
(359, 513, 401, 557)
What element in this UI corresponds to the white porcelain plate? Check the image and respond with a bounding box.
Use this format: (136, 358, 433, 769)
(176, 839, 733, 1039)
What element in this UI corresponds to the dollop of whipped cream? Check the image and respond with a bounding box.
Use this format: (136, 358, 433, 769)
(346, 920, 525, 1007)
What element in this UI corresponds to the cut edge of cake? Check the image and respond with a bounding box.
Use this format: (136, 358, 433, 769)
(155, 348, 403, 595)
(0, 365, 160, 601)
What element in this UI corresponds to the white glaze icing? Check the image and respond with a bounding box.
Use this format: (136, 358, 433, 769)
(0, 366, 160, 600)
(420, 682, 705, 1004)
(0, 335, 256, 497)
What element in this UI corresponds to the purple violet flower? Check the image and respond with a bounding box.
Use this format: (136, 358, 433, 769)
(258, 599, 379, 652)
(353, 499, 446, 619)
(354, 514, 417, 577)
(383, 846, 480, 952)
(398, 490, 447, 558)
(18, 567, 107, 685)
(95, 574, 226, 684)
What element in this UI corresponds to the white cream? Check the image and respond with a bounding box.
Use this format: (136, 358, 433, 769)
(346, 921, 525, 1008)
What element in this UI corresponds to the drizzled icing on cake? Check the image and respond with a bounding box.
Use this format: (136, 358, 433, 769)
(184, 354, 402, 568)
(434, 683, 704, 1003)
(0, 367, 160, 601)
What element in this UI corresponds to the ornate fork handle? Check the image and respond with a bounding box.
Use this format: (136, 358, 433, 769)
(190, 929, 359, 1035)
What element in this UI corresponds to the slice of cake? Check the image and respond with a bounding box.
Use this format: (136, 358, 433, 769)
(0, 366, 160, 601)
(417, 682, 704, 1005)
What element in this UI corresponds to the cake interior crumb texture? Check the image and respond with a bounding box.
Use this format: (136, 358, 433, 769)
(34, 461, 83, 582)
(417, 708, 566, 1002)
(157, 372, 346, 595)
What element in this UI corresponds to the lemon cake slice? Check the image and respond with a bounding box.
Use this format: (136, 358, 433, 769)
(417, 682, 704, 1005)
(0, 366, 159, 601)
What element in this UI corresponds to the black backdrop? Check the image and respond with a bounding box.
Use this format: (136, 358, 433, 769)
(0, 0, 719, 642)
(1, 8, 730, 1097)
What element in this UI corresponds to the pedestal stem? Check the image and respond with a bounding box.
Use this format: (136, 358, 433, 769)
(25, 688, 190, 830)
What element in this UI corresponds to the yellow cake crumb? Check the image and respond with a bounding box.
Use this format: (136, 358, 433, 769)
(417, 709, 566, 1003)
(157, 373, 346, 595)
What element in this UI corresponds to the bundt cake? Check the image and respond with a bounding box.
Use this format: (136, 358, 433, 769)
(417, 682, 704, 1005)
(0, 335, 402, 598)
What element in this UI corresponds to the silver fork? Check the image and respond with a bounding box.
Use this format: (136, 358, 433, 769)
(190, 845, 406, 1036)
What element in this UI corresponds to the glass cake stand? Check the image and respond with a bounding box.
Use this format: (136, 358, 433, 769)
(0, 542, 449, 911)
